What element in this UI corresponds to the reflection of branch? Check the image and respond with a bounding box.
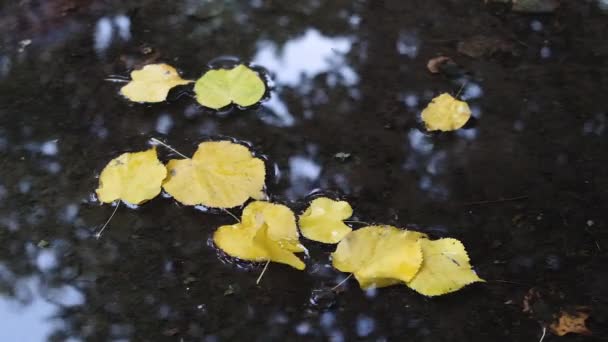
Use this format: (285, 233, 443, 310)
(460, 195, 528, 206)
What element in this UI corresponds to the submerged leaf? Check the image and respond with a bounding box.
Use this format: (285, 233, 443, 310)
(421, 93, 471, 131)
(407, 238, 484, 296)
(299, 197, 353, 243)
(120, 64, 192, 103)
(213, 201, 306, 270)
(550, 307, 592, 336)
(194, 64, 266, 109)
(332, 226, 426, 289)
(163, 141, 266, 208)
(96, 148, 167, 204)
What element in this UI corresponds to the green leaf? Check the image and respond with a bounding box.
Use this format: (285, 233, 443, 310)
(194, 64, 266, 109)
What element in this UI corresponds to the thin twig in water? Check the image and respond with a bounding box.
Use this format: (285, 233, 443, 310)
(256, 260, 270, 285)
(150, 137, 189, 159)
(455, 81, 468, 98)
(539, 326, 546, 342)
(104, 78, 130, 83)
(344, 220, 371, 226)
(331, 273, 353, 291)
(95, 201, 120, 239)
(488, 279, 528, 286)
(461, 195, 528, 206)
(222, 208, 240, 223)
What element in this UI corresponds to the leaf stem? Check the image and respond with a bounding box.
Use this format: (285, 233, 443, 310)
(95, 201, 120, 239)
(331, 273, 353, 291)
(221, 208, 241, 223)
(256, 260, 270, 285)
(150, 137, 189, 159)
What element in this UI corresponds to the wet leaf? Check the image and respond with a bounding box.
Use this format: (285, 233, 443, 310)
(332, 226, 426, 289)
(96, 148, 167, 205)
(407, 238, 484, 296)
(421, 93, 471, 132)
(194, 64, 266, 109)
(550, 307, 592, 336)
(163, 141, 266, 208)
(120, 64, 192, 103)
(426, 56, 453, 74)
(299, 197, 353, 243)
(213, 201, 306, 270)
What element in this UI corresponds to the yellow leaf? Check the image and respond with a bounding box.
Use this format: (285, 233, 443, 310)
(162, 141, 266, 208)
(213, 201, 305, 270)
(95, 148, 167, 204)
(332, 226, 427, 289)
(194, 64, 266, 109)
(120, 64, 192, 103)
(421, 93, 471, 131)
(299, 197, 353, 243)
(407, 238, 484, 296)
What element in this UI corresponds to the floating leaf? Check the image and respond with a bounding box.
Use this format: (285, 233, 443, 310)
(96, 148, 167, 204)
(213, 201, 306, 270)
(332, 226, 426, 289)
(120, 64, 192, 103)
(163, 141, 266, 208)
(194, 64, 266, 109)
(421, 93, 472, 132)
(407, 238, 484, 296)
(299, 197, 353, 243)
(550, 307, 592, 336)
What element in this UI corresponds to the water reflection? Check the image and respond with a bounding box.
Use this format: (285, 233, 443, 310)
(253, 29, 357, 88)
(0, 0, 606, 340)
(94, 15, 131, 55)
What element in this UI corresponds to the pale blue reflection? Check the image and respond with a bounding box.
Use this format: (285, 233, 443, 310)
(0, 277, 84, 342)
(253, 29, 357, 87)
(396, 31, 419, 58)
(259, 95, 295, 127)
(356, 314, 375, 337)
(155, 114, 174, 134)
(94, 15, 131, 55)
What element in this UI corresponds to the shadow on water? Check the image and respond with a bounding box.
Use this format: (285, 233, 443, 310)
(0, 0, 607, 340)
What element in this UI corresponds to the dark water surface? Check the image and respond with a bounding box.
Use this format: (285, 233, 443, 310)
(1, 1, 607, 341)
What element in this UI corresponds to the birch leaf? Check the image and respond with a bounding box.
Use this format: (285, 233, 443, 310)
(332, 226, 426, 289)
(120, 64, 192, 103)
(213, 201, 306, 270)
(407, 238, 484, 296)
(194, 64, 266, 109)
(421, 93, 471, 131)
(162, 141, 266, 208)
(96, 148, 167, 204)
(299, 197, 353, 243)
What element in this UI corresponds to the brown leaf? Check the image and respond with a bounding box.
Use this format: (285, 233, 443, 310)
(550, 307, 592, 336)
(426, 56, 453, 74)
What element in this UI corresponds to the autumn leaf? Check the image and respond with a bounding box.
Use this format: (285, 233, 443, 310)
(120, 64, 192, 103)
(96, 148, 167, 204)
(162, 141, 266, 208)
(332, 226, 426, 289)
(194, 64, 266, 109)
(407, 238, 484, 296)
(213, 201, 306, 270)
(299, 197, 353, 244)
(421, 93, 471, 131)
(550, 307, 592, 336)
